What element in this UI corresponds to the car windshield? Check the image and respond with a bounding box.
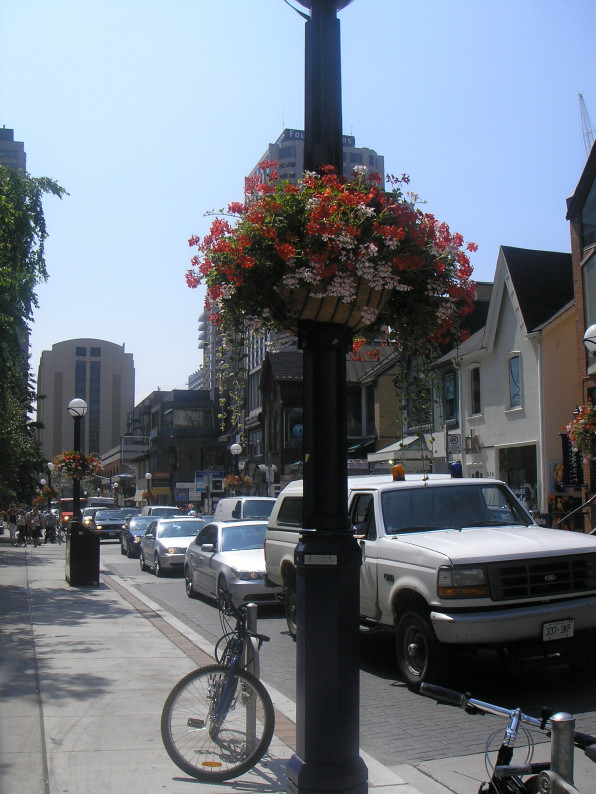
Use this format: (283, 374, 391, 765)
(242, 501, 275, 520)
(95, 510, 124, 521)
(221, 524, 266, 552)
(130, 517, 153, 528)
(158, 520, 204, 538)
(151, 508, 181, 517)
(381, 483, 532, 535)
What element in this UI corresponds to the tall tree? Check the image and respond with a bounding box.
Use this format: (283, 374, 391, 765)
(0, 164, 66, 505)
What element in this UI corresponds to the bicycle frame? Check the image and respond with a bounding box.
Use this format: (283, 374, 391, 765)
(209, 588, 269, 745)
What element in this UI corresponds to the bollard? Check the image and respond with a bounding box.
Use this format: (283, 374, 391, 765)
(245, 602, 259, 755)
(550, 712, 576, 784)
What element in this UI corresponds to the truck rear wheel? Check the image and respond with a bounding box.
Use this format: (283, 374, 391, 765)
(396, 610, 440, 690)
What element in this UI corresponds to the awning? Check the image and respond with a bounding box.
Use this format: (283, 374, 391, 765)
(348, 437, 376, 453)
(367, 435, 428, 463)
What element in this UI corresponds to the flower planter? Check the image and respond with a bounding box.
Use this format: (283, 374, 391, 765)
(274, 280, 390, 333)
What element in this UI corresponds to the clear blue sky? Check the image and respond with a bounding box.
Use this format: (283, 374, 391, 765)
(1, 0, 594, 405)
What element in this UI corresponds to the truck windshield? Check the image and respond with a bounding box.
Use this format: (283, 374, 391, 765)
(381, 483, 532, 535)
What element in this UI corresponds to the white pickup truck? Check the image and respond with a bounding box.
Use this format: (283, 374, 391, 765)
(264, 474, 596, 687)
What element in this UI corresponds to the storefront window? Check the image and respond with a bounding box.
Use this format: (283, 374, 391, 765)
(498, 445, 537, 513)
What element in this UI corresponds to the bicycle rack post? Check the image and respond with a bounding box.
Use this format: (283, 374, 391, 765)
(245, 604, 259, 677)
(550, 712, 576, 785)
(245, 603, 259, 754)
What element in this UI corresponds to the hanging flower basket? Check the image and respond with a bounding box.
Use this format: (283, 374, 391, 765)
(34, 484, 60, 505)
(566, 403, 596, 462)
(186, 164, 476, 348)
(224, 474, 253, 494)
(53, 451, 101, 480)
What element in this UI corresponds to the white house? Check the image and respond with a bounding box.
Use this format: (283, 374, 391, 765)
(435, 246, 576, 521)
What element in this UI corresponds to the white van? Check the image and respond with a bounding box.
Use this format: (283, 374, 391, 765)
(140, 505, 182, 518)
(213, 496, 276, 522)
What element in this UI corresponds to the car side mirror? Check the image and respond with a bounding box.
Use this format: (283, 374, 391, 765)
(200, 543, 215, 553)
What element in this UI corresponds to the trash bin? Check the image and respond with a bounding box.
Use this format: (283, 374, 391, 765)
(65, 521, 100, 586)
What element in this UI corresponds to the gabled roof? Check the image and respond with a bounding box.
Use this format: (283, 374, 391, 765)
(500, 246, 573, 333)
(263, 350, 303, 382)
(566, 138, 596, 220)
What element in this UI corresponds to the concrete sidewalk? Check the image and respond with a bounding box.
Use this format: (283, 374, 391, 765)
(1, 536, 592, 793)
(0, 536, 442, 793)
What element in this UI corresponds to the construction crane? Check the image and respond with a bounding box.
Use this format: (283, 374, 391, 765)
(579, 93, 595, 158)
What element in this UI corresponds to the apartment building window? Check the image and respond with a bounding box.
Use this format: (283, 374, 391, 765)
(507, 354, 521, 408)
(470, 367, 481, 415)
(76, 346, 86, 357)
(249, 429, 262, 457)
(90, 347, 101, 357)
(89, 361, 101, 453)
(443, 372, 458, 423)
(581, 175, 596, 248)
(583, 252, 596, 327)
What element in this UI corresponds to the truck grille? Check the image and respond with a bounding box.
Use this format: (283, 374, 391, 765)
(487, 553, 596, 601)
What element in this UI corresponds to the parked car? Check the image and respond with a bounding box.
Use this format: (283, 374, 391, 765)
(184, 520, 282, 605)
(140, 505, 182, 517)
(139, 517, 206, 576)
(213, 496, 276, 521)
(120, 515, 155, 557)
(90, 509, 127, 541)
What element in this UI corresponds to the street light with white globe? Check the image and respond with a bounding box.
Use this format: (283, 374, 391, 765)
(230, 443, 242, 475)
(67, 398, 88, 522)
(583, 324, 596, 355)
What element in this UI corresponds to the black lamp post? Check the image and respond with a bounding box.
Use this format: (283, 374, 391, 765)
(48, 462, 55, 510)
(67, 398, 88, 522)
(287, 3, 367, 793)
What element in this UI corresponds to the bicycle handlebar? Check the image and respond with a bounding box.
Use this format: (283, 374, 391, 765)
(420, 683, 596, 759)
(419, 683, 466, 707)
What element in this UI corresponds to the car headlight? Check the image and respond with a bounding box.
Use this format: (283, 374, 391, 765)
(231, 569, 263, 581)
(96, 525, 103, 530)
(437, 566, 488, 598)
(166, 547, 184, 554)
(133, 536, 141, 543)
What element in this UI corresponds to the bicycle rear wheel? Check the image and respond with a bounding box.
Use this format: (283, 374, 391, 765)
(161, 663, 275, 781)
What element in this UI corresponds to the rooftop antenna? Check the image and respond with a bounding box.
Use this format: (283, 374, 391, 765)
(579, 93, 595, 158)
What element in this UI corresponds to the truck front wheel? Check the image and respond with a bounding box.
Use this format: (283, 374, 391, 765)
(396, 610, 440, 690)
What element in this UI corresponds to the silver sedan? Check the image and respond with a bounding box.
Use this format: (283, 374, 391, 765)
(184, 521, 282, 605)
(139, 517, 206, 576)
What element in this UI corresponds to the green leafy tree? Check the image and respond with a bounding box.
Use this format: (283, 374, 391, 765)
(0, 164, 66, 505)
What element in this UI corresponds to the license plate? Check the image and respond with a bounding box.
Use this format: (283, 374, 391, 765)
(543, 618, 574, 641)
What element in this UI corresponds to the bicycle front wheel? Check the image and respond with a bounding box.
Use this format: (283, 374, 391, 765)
(161, 664, 275, 782)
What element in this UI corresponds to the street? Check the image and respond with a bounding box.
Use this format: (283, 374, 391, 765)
(100, 541, 596, 771)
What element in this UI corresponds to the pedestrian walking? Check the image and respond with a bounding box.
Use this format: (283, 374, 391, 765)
(31, 508, 43, 547)
(6, 507, 18, 545)
(44, 510, 57, 543)
(16, 510, 28, 546)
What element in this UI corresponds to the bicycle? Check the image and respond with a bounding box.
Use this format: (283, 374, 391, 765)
(160, 585, 275, 782)
(420, 683, 596, 793)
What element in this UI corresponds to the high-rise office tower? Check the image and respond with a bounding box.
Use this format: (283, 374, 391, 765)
(37, 339, 135, 460)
